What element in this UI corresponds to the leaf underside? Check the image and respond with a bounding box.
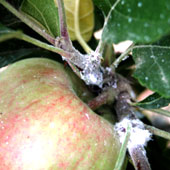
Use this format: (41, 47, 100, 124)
(20, 0, 94, 42)
(20, 0, 60, 37)
(56, 0, 94, 42)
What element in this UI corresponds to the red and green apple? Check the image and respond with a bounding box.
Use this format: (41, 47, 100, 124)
(0, 58, 120, 170)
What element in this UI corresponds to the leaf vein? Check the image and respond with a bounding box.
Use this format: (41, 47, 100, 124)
(150, 48, 170, 89)
(27, 0, 53, 36)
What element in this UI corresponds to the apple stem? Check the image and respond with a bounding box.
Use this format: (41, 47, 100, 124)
(88, 88, 115, 110)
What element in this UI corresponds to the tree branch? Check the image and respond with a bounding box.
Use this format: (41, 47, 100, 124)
(115, 92, 152, 170)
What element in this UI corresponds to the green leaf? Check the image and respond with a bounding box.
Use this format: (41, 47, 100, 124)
(0, 4, 20, 27)
(102, 0, 170, 44)
(0, 24, 33, 51)
(132, 45, 170, 98)
(0, 48, 36, 68)
(135, 93, 170, 109)
(93, 0, 116, 16)
(154, 34, 170, 47)
(93, 6, 104, 31)
(0, 24, 13, 35)
(20, 0, 60, 37)
(0, 25, 55, 68)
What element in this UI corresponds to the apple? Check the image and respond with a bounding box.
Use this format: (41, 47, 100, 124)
(0, 58, 120, 170)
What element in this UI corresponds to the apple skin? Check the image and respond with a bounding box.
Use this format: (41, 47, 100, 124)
(0, 58, 120, 170)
